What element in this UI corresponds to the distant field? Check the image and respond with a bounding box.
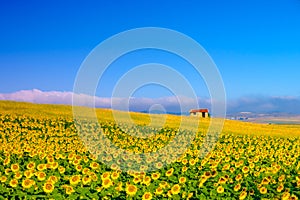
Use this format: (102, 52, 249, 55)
(249, 117, 300, 125)
(0, 100, 299, 199)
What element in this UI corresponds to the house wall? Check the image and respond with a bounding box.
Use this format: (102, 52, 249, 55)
(190, 112, 209, 117)
(190, 112, 198, 116)
(204, 112, 209, 118)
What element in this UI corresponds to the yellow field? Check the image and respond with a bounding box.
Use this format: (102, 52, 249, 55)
(0, 100, 299, 199)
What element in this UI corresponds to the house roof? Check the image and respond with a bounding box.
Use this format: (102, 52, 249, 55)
(189, 109, 209, 113)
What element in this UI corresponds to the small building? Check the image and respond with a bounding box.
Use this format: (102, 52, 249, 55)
(189, 109, 209, 118)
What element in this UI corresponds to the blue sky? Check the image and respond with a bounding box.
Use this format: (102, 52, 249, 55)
(1, 1, 300, 106)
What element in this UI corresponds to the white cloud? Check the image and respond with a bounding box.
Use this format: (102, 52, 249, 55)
(1, 90, 299, 115)
(0, 89, 207, 113)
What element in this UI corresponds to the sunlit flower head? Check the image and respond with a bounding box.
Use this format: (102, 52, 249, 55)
(259, 187, 267, 194)
(126, 184, 137, 196)
(142, 192, 152, 200)
(43, 181, 54, 193)
(9, 179, 18, 188)
(217, 186, 224, 194)
(171, 184, 181, 195)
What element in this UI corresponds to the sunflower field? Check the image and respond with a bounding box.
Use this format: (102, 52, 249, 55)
(0, 101, 300, 199)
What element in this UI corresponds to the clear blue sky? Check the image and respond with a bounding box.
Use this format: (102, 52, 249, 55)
(1, 0, 300, 99)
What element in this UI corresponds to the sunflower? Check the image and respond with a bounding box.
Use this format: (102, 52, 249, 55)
(24, 170, 34, 178)
(90, 162, 99, 170)
(102, 178, 113, 189)
(198, 178, 207, 188)
(278, 175, 285, 182)
(5, 168, 11, 175)
(143, 176, 151, 186)
(259, 187, 267, 194)
(155, 187, 164, 195)
(0, 175, 7, 183)
(211, 170, 218, 177)
(115, 182, 123, 192)
(151, 172, 160, 180)
(182, 166, 188, 173)
(290, 194, 298, 200)
(110, 163, 119, 171)
(55, 153, 62, 160)
(140, 165, 148, 172)
(239, 191, 247, 200)
(106, 155, 112, 162)
(3, 157, 10, 165)
(216, 186, 224, 194)
(37, 164, 46, 171)
(101, 172, 110, 180)
(26, 162, 36, 170)
(234, 183, 241, 192)
(277, 183, 284, 192)
(218, 177, 227, 184)
(37, 172, 46, 181)
(58, 166, 65, 174)
(171, 184, 181, 195)
(222, 163, 230, 171)
(45, 163, 52, 169)
(230, 167, 235, 173)
(249, 189, 255, 195)
(155, 162, 163, 169)
(75, 165, 83, 172)
(179, 177, 186, 184)
(281, 192, 290, 200)
(254, 171, 260, 177)
(225, 156, 231, 162)
(9, 179, 18, 188)
(167, 190, 172, 198)
(72, 159, 80, 165)
(111, 171, 119, 180)
(202, 171, 210, 178)
(14, 172, 22, 179)
(166, 168, 174, 177)
(69, 175, 81, 185)
(144, 155, 152, 163)
(181, 191, 187, 198)
(68, 153, 75, 161)
(48, 175, 58, 184)
(47, 157, 55, 164)
(65, 186, 75, 195)
(142, 192, 152, 200)
(126, 184, 137, 196)
(235, 174, 243, 181)
(43, 182, 54, 193)
(189, 158, 196, 166)
(82, 175, 91, 185)
(261, 177, 270, 185)
(242, 166, 249, 173)
(51, 162, 59, 169)
(133, 177, 141, 184)
(11, 164, 20, 172)
(22, 178, 33, 189)
(159, 181, 169, 189)
(182, 159, 188, 165)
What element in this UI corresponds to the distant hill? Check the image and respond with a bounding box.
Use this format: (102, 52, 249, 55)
(140, 110, 190, 116)
(227, 111, 300, 124)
